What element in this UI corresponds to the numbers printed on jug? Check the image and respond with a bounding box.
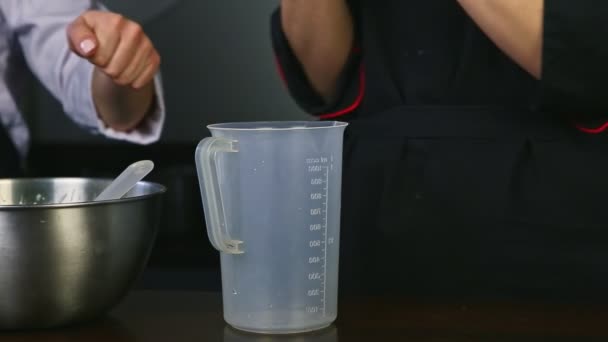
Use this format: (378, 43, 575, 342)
(307, 289, 321, 296)
(306, 157, 328, 164)
(310, 193, 323, 200)
(309, 256, 321, 263)
(305, 155, 335, 317)
(308, 165, 324, 172)
(308, 272, 322, 280)
(309, 224, 322, 231)
(309, 240, 322, 247)
(306, 306, 320, 313)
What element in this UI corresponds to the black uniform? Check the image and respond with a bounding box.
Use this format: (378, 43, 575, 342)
(272, 1, 608, 299)
(0, 125, 22, 177)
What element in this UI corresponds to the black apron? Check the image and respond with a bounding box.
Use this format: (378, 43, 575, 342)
(338, 105, 608, 301)
(0, 123, 23, 178)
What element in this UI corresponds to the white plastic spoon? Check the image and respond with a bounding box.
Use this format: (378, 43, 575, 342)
(94, 160, 154, 201)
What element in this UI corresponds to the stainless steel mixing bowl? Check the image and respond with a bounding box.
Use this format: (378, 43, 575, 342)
(0, 178, 166, 330)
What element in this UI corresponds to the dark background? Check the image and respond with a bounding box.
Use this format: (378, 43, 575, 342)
(22, 0, 308, 290)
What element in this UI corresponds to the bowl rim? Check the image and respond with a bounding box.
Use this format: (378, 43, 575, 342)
(0, 177, 167, 210)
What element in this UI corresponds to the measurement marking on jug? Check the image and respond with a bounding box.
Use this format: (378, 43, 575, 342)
(310, 208, 322, 216)
(307, 157, 332, 317)
(310, 224, 322, 231)
(322, 165, 329, 316)
(309, 256, 321, 263)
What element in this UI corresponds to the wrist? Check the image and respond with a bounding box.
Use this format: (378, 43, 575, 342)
(92, 67, 155, 132)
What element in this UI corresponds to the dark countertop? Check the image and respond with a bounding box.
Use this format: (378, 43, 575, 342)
(2, 290, 608, 341)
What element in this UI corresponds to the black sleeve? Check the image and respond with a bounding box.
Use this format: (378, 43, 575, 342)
(270, 5, 363, 117)
(541, 0, 608, 127)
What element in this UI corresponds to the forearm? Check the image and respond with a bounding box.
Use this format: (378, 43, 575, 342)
(457, 0, 543, 79)
(92, 68, 155, 132)
(281, 0, 354, 101)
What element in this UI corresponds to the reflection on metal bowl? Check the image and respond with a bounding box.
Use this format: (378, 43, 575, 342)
(0, 178, 165, 330)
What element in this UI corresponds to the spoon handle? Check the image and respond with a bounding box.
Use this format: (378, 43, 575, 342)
(95, 160, 154, 201)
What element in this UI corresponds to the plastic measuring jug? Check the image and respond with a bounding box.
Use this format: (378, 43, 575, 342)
(195, 121, 347, 334)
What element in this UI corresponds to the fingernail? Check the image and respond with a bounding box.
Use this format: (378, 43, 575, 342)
(80, 39, 96, 54)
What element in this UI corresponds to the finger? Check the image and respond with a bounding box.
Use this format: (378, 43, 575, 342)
(123, 38, 154, 79)
(103, 22, 146, 80)
(113, 40, 153, 85)
(66, 16, 98, 58)
(131, 53, 160, 89)
(117, 49, 151, 86)
(82, 11, 124, 68)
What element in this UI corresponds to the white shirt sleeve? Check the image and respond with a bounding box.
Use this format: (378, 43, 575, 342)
(0, 0, 165, 144)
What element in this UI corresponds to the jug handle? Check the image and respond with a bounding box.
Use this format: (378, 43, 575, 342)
(195, 137, 244, 254)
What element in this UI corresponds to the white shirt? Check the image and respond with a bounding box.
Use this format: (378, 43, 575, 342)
(0, 0, 165, 157)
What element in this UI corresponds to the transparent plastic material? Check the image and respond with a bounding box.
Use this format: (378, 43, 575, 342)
(195, 121, 348, 334)
(95, 160, 154, 201)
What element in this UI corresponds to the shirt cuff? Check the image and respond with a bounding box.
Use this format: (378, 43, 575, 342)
(77, 61, 165, 144)
(96, 73, 165, 144)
